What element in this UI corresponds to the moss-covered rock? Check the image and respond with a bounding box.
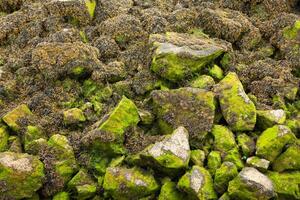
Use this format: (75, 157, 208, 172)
(214, 162, 238, 194)
(2, 104, 32, 132)
(190, 149, 205, 167)
(228, 167, 275, 200)
(211, 125, 237, 155)
(256, 125, 296, 162)
(67, 169, 97, 199)
(0, 152, 45, 199)
(140, 126, 190, 174)
(177, 165, 217, 200)
(272, 144, 300, 172)
(246, 156, 270, 172)
(267, 171, 300, 199)
(138, 109, 154, 125)
(216, 72, 256, 131)
(256, 109, 286, 130)
(24, 126, 47, 152)
(151, 87, 215, 147)
(158, 180, 186, 200)
(63, 108, 86, 125)
(82, 96, 139, 155)
(53, 192, 70, 200)
(207, 151, 221, 175)
(8, 135, 22, 153)
(0, 126, 9, 152)
(219, 192, 230, 200)
(223, 148, 244, 170)
(103, 166, 159, 200)
(189, 75, 215, 90)
(150, 32, 229, 82)
(237, 133, 255, 157)
(209, 64, 224, 80)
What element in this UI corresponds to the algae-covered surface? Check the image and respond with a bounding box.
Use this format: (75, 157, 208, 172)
(0, 0, 299, 199)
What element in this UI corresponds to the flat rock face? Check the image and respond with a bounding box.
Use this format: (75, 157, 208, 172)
(150, 32, 229, 82)
(0, 152, 45, 199)
(143, 126, 190, 171)
(151, 87, 215, 145)
(228, 167, 275, 199)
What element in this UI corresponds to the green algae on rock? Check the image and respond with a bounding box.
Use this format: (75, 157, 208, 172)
(223, 148, 244, 170)
(189, 75, 215, 90)
(190, 149, 206, 167)
(256, 109, 286, 130)
(53, 191, 70, 200)
(214, 162, 238, 195)
(24, 125, 47, 152)
(81, 96, 140, 155)
(158, 180, 186, 200)
(0, 126, 9, 151)
(0, 152, 45, 199)
(207, 151, 221, 175)
(267, 171, 300, 199)
(211, 125, 237, 154)
(256, 125, 296, 162)
(209, 64, 224, 80)
(63, 108, 86, 125)
(150, 32, 229, 82)
(237, 133, 255, 157)
(151, 87, 215, 146)
(2, 104, 32, 132)
(228, 167, 275, 200)
(216, 72, 256, 131)
(103, 166, 159, 200)
(272, 144, 300, 172)
(246, 156, 270, 172)
(67, 169, 97, 199)
(177, 165, 217, 200)
(140, 126, 190, 174)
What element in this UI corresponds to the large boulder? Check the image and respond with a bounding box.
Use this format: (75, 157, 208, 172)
(150, 32, 229, 82)
(0, 152, 45, 199)
(103, 166, 159, 200)
(228, 167, 275, 200)
(215, 72, 256, 131)
(151, 87, 215, 145)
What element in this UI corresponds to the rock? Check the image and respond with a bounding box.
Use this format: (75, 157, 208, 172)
(31, 42, 101, 80)
(189, 75, 215, 90)
(63, 108, 86, 125)
(267, 171, 300, 199)
(256, 109, 286, 130)
(256, 125, 296, 162)
(140, 126, 190, 174)
(24, 125, 47, 152)
(223, 148, 244, 170)
(103, 166, 159, 200)
(272, 144, 300, 172)
(207, 151, 221, 175)
(0, 152, 45, 199)
(216, 72, 257, 131)
(151, 87, 215, 146)
(0, 126, 9, 151)
(198, 8, 261, 49)
(92, 61, 127, 84)
(246, 156, 270, 172)
(2, 104, 32, 132)
(211, 125, 237, 155)
(67, 169, 97, 199)
(209, 64, 224, 80)
(7, 136, 22, 153)
(150, 32, 229, 82)
(190, 149, 205, 167)
(93, 36, 120, 61)
(219, 192, 230, 200)
(81, 96, 140, 155)
(177, 165, 217, 200)
(228, 167, 275, 200)
(237, 133, 255, 157)
(138, 109, 154, 125)
(53, 192, 70, 200)
(98, 0, 133, 18)
(214, 162, 238, 194)
(158, 180, 186, 200)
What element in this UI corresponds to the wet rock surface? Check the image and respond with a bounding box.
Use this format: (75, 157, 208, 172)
(0, 0, 299, 199)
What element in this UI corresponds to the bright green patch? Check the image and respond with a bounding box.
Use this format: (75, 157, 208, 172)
(84, 0, 97, 19)
(283, 21, 300, 40)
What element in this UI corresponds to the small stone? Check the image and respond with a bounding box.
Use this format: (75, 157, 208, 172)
(0, 126, 9, 152)
(228, 167, 275, 200)
(257, 109, 286, 130)
(103, 166, 159, 199)
(211, 125, 237, 155)
(267, 171, 300, 199)
(190, 149, 205, 167)
(272, 144, 300, 172)
(24, 126, 47, 152)
(246, 156, 270, 171)
(177, 165, 217, 200)
(189, 75, 215, 90)
(150, 32, 229, 82)
(2, 104, 32, 132)
(8, 136, 22, 153)
(63, 108, 86, 125)
(141, 126, 190, 174)
(138, 109, 154, 125)
(207, 151, 221, 175)
(223, 148, 244, 170)
(216, 72, 257, 131)
(256, 125, 296, 162)
(237, 133, 255, 157)
(214, 162, 238, 194)
(0, 152, 45, 199)
(67, 169, 97, 199)
(158, 180, 186, 200)
(209, 64, 224, 80)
